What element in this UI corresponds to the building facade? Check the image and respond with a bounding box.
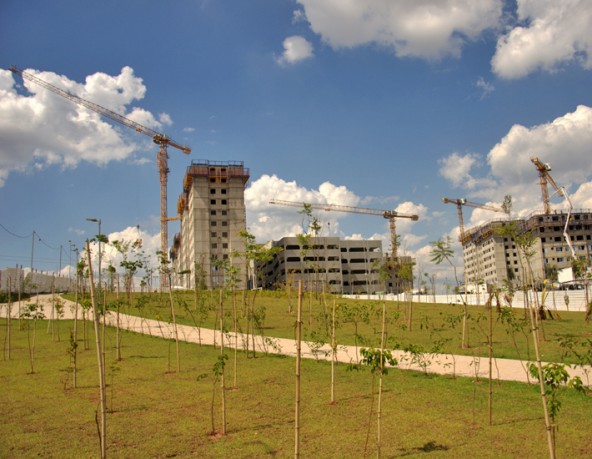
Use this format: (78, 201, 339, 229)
(461, 210, 592, 289)
(171, 160, 249, 289)
(256, 236, 413, 294)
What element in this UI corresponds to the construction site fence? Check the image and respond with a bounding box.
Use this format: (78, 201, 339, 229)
(0, 268, 73, 294)
(343, 288, 591, 312)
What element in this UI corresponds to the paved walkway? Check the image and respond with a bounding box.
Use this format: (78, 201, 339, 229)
(2, 294, 591, 386)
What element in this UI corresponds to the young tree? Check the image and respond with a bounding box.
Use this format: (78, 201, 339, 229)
(529, 362, 585, 457)
(507, 225, 558, 458)
(159, 251, 181, 373)
(237, 230, 282, 357)
(4, 276, 12, 360)
(398, 260, 415, 331)
(430, 237, 470, 348)
(85, 240, 107, 459)
(71, 257, 84, 388)
(20, 301, 45, 374)
(111, 237, 144, 360)
(294, 281, 303, 458)
(572, 258, 592, 321)
(357, 343, 397, 458)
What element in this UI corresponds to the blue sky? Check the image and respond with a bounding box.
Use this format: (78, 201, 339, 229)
(1, 0, 591, 287)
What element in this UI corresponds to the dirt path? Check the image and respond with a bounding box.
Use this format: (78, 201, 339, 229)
(2, 294, 591, 386)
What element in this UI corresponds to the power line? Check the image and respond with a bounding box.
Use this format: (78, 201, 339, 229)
(37, 235, 58, 251)
(0, 223, 32, 239)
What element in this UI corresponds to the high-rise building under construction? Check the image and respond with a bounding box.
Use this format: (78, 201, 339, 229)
(171, 160, 249, 289)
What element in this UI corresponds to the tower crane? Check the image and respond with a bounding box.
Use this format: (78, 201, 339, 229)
(269, 199, 419, 261)
(9, 66, 191, 280)
(530, 156, 576, 260)
(441, 198, 505, 242)
(531, 156, 567, 215)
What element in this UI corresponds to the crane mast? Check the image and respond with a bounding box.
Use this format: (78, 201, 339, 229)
(530, 156, 576, 260)
(442, 197, 505, 242)
(269, 199, 419, 261)
(10, 66, 191, 284)
(531, 156, 565, 215)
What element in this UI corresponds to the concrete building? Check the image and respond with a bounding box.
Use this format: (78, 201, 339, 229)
(461, 209, 592, 289)
(256, 236, 413, 294)
(171, 160, 249, 289)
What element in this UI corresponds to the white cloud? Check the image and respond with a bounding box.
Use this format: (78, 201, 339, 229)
(131, 157, 152, 166)
(158, 113, 173, 126)
(435, 105, 592, 223)
(492, 0, 592, 79)
(244, 174, 430, 263)
(476, 77, 495, 98)
(438, 152, 482, 189)
(276, 36, 314, 66)
(487, 105, 592, 212)
(393, 201, 427, 233)
(245, 174, 360, 242)
(0, 67, 162, 187)
(86, 226, 161, 280)
(436, 106, 592, 235)
(296, 0, 502, 60)
(571, 182, 592, 209)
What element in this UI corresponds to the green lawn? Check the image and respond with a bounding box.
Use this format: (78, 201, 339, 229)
(1, 319, 591, 458)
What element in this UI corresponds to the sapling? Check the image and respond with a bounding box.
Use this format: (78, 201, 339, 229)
(294, 281, 303, 459)
(237, 230, 282, 357)
(358, 347, 397, 457)
(497, 307, 532, 380)
(343, 301, 375, 363)
(330, 298, 339, 403)
(20, 302, 45, 374)
(529, 362, 585, 457)
(159, 251, 180, 373)
(53, 296, 64, 342)
(65, 329, 78, 390)
(218, 290, 227, 434)
(4, 276, 12, 360)
(71, 272, 79, 379)
(108, 361, 121, 413)
(86, 240, 107, 459)
(510, 226, 557, 458)
(558, 336, 592, 387)
(430, 237, 470, 348)
(208, 353, 228, 436)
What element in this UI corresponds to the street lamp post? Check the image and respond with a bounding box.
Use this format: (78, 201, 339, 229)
(86, 218, 102, 290)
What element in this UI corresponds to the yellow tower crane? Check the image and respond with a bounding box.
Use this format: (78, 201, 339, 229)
(441, 198, 505, 242)
(530, 156, 576, 260)
(9, 66, 191, 282)
(269, 199, 419, 262)
(531, 156, 566, 215)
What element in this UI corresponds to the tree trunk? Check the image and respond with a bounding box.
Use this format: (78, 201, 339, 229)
(86, 241, 107, 459)
(73, 273, 79, 388)
(167, 279, 180, 373)
(377, 300, 387, 458)
(294, 281, 303, 459)
(488, 299, 493, 426)
(219, 290, 227, 435)
(5, 277, 12, 360)
(330, 298, 336, 404)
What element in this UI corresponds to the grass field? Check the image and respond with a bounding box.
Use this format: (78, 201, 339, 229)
(1, 317, 591, 458)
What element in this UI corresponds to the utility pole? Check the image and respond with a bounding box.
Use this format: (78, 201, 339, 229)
(30, 230, 36, 273)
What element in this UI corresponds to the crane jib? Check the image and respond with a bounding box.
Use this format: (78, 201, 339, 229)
(9, 65, 191, 154)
